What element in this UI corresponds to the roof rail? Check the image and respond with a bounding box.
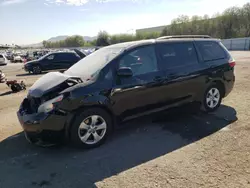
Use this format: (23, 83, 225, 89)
(157, 35, 211, 40)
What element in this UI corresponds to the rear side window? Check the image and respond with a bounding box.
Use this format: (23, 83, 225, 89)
(70, 53, 81, 60)
(55, 53, 72, 61)
(74, 53, 81, 59)
(56, 53, 67, 60)
(157, 42, 198, 70)
(196, 41, 226, 61)
(0, 55, 3, 58)
(61, 53, 79, 60)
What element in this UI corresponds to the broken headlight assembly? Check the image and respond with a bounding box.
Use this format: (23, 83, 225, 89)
(38, 95, 64, 113)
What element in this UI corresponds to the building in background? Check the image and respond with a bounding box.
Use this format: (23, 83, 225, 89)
(0, 45, 11, 50)
(221, 37, 250, 51)
(136, 25, 166, 34)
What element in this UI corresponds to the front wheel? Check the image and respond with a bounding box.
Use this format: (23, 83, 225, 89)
(32, 65, 42, 74)
(202, 84, 222, 112)
(70, 108, 112, 149)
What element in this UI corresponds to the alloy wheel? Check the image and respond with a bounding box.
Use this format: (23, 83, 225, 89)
(206, 88, 220, 109)
(78, 115, 107, 145)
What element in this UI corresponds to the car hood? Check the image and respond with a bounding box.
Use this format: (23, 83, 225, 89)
(29, 72, 73, 98)
(25, 60, 38, 65)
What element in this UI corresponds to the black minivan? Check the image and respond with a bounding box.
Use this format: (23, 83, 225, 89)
(17, 36, 235, 148)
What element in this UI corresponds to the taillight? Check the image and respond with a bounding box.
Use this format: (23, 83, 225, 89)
(229, 60, 236, 67)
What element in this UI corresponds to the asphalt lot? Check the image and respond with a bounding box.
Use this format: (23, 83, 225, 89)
(0, 52, 250, 188)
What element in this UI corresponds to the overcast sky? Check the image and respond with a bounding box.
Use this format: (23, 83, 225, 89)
(0, 0, 249, 45)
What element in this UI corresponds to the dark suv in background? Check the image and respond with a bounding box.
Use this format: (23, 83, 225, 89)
(24, 50, 86, 74)
(17, 35, 235, 148)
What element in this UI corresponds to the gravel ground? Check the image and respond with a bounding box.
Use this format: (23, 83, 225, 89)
(0, 52, 249, 188)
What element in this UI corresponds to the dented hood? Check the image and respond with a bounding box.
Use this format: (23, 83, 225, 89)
(29, 72, 72, 98)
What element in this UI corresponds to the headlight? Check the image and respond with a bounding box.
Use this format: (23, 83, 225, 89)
(24, 65, 30, 69)
(38, 95, 64, 113)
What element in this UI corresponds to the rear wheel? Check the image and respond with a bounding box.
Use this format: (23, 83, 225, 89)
(202, 84, 222, 112)
(70, 108, 112, 149)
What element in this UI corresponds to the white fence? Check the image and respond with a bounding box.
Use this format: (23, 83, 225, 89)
(221, 37, 250, 51)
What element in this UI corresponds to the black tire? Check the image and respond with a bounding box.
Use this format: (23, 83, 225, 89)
(11, 84, 18, 92)
(70, 108, 113, 149)
(24, 132, 39, 144)
(15, 83, 22, 91)
(202, 84, 222, 112)
(32, 65, 42, 74)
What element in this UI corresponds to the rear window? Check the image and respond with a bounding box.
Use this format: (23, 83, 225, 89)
(196, 41, 226, 61)
(157, 42, 198, 69)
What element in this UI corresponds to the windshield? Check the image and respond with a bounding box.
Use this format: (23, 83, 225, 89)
(37, 53, 50, 60)
(64, 46, 124, 79)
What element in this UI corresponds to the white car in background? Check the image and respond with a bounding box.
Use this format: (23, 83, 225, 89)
(13, 53, 23, 63)
(0, 54, 8, 66)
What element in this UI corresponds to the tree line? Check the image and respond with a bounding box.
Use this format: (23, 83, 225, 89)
(162, 3, 250, 39)
(42, 35, 94, 48)
(43, 3, 250, 48)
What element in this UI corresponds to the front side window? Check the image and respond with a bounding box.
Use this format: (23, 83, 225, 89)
(118, 46, 158, 76)
(157, 42, 198, 70)
(196, 41, 226, 61)
(104, 69, 113, 81)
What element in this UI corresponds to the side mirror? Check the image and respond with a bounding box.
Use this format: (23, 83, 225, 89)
(117, 67, 133, 77)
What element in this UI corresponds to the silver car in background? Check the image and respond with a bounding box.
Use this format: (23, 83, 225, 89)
(0, 54, 8, 66)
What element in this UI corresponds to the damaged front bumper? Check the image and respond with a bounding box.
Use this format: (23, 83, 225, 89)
(17, 106, 68, 146)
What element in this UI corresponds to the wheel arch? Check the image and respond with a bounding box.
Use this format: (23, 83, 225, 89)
(201, 80, 224, 112)
(211, 80, 226, 98)
(64, 105, 116, 140)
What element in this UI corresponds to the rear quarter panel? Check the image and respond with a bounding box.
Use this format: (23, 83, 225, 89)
(194, 40, 235, 99)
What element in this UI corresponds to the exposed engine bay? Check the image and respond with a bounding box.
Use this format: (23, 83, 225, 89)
(23, 72, 83, 114)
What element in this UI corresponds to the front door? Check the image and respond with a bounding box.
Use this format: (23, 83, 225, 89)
(110, 45, 166, 119)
